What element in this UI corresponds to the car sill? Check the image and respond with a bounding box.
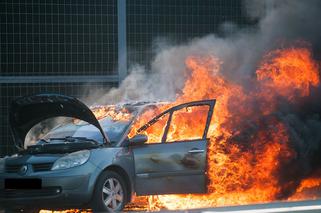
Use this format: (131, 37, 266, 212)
(136, 170, 203, 178)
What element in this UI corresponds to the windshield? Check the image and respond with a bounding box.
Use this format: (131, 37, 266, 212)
(43, 117, 131, 144)
(25, 105, 137, 147)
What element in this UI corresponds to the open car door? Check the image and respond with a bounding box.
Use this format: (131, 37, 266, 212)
(131, 99, 215, 195)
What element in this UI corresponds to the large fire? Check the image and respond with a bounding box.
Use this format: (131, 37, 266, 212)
(40, 44, 321, 212)
(127, 45, 321, 210)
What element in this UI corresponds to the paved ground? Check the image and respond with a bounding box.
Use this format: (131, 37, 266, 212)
(1, 199, 321, 212)
(167, 199, 321, 213)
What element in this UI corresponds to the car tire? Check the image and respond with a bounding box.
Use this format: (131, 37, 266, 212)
(91, 170, 128, 212)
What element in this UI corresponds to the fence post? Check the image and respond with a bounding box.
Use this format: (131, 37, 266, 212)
(117, 0, 127, 84)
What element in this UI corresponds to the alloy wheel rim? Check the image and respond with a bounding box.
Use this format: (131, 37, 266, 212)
(102, 177, 124, 210)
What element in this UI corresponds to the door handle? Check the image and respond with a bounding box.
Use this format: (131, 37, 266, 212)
(188, 149, 204, 154)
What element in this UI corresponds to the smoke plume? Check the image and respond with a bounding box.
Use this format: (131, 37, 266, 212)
(90, 0, 321, 106)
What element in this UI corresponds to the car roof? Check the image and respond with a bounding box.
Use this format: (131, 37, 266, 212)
(90, 101, 168, 114)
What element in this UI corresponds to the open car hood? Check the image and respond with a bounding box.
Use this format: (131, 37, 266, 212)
(9, 93, 110, 149)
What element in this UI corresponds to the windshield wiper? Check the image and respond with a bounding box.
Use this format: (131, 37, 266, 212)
(23, 137, 102, 154)
(38, 139, 49, 144)
(49, 136, 98, 144)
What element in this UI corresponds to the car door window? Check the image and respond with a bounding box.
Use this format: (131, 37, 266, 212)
(166, 105, 210, 142)
(140, 113, 169, 143)
(130, 108, 170, 144)
(134, 100, 215, 144)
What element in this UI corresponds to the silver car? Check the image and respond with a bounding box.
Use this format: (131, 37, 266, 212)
(0, 94, 215, 212)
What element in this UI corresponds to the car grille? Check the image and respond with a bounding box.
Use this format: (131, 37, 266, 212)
(5, 163, 53, 173)
(5, 164, 21, 173)
(32, 163, 53, 172)
(0, 187, 61, 198)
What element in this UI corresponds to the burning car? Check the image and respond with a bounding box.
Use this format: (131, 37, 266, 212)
(0, 93, 215, 212)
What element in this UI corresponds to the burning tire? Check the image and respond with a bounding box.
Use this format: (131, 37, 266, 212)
(91, 170, 128, 212)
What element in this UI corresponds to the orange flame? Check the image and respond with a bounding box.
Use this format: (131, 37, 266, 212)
(129, 46, 320, 210)
(257, 48, 319, 100)
(91, 105, 133, 121)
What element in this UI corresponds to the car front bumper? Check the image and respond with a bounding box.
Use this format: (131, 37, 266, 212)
(0, 161, 100, 210)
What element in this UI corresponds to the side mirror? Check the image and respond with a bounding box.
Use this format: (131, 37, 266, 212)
(129, 134, 148, 146)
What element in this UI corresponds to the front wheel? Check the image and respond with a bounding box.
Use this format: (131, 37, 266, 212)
(91, 171, 127, 212)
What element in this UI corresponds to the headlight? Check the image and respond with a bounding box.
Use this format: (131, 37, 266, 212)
(0, 158, 5, 173)
(51, 150, 90, 170)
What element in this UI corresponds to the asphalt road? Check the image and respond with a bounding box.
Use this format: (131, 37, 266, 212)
(169, 199, 321, 213)
(1, 199, 321, 212)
